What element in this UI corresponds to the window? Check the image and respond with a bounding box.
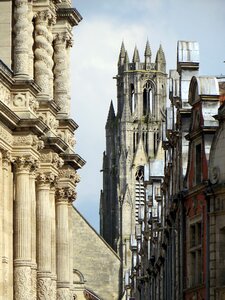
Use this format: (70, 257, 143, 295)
(189, 220, 202, 287)
(130, 84, 135, 113)
(195, 144, 202, 184)
(135, 166, 145, 223)
(143, 81, 154, 116)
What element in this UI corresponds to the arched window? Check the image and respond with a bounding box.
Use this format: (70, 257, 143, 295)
(130, 84, 135, 113)
(143, 81, 154, 115)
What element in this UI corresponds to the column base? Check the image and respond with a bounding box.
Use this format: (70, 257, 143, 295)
(14, 263, 32, 300)
(37, 272, 52, 299)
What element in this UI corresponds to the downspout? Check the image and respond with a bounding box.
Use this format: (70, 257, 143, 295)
(205, 183, 213, 300)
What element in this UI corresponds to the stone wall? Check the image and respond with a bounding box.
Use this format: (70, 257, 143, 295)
(73, 207, 120, 300)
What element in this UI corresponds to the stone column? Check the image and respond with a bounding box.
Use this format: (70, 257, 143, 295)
(27, 2, 34, 79)
(53, 33, 71, 117)
(13, 0, 30, 78)
(14, 156, 34, 300)
(30, 166, 37, 300)
(50, 183, 57, 299)
(2, 151, 12, 299)
(0, 151, 3, 300)
(56, 187, 75, 299)
(36, 173, 54, 299)
(34, 10, 55, 97)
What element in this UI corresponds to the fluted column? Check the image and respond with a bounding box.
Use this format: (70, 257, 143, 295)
(34, 11, 55, 97)
(14, 0, 31, 78)
(36, 173, 54, 299)
(14, 156, 34, 300)
(53, 33, 71, 117)
(30, 166, 37, 300)
(56, 187, 75, 299)
(50, 183, 57, 299)
(2, 151, 13, 299)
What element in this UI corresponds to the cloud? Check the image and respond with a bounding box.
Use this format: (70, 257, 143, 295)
(71, 0, 225, 231)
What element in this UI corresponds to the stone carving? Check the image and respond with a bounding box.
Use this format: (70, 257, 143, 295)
(57, 288, 70, 300)
(53, 33, 71, 115)
(57, 129, 76, 148)
(59, 168, 80, 185)
(56, 187, 76, 202)
(27, 2, 34, 78)
(36, 172, 56, 185)
(40, 152, 63, 168)
(14, 0, 29, 76)
(34, 10, 55, 95)
(11, 92, 39, 112)
(210, 166, 220, 184)
(13, 156, 37, 172)
(0, 83, 11, 106)
(50, 279, 57, 299)
(14, 134, 33, 146)
(14, 266, 32, 300)
(0, 126, 13, 145)
(37, 112, 59, 132)
(37, 277, 52, 300)
(31, 268, 37, 300)
(2, 150, 11, 171)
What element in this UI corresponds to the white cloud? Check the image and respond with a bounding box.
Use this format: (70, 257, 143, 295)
(71, 0, 225, 231)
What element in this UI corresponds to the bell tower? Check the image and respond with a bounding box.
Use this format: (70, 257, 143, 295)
(100, 41, 167, 292)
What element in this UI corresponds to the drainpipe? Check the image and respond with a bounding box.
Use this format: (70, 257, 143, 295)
(205, 183, 213, 300)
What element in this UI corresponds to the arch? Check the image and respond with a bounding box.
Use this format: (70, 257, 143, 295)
(130, 83, 135, 113)
(73, 269, 85, 284)
(143, 80, 155, 115)
(188, 76, 219, 106)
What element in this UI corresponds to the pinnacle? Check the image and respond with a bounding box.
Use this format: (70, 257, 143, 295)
(145, 40, 152, 57)
(132, 46, 140, 63)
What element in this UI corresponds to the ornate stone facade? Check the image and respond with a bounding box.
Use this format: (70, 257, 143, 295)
(0, 1, 89, 299)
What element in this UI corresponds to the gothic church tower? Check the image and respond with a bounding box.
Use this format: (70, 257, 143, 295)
(100, 41, 167, 288)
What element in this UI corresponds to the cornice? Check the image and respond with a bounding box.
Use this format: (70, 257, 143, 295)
(57, 118, 79, 132)
(60, 153, 86, 170)
(0, 101, 20, 130)
(57, 7, 82, 26)
(42, 136, 68, 153)
(17, 118, 49, 136)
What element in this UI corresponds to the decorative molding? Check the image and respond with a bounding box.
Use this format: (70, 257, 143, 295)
(55, 187, 76, 203)
(14, 266, 32, 300)
(53, 33, 70, 116)
(40, 152, 64, 168)
(56, 288, 70, 300)
(0, 83, 11, 106)
(0, 126, 13, 146)
(57, 129, 76, 148)
(34, 10, 55, 95)
(13, 156, 37, 173)
(37, 277, 52, 299)
(59, 168, 80, 185)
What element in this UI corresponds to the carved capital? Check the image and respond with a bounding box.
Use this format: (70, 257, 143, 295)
(36, 172, 56, 185)
(14, 156, 37, 173)
(55, 187, 76, 203)
(2, 150, 11, 171)
(59, 168, 80, 185)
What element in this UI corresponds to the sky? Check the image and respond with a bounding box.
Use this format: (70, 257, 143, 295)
(70, 0, 225, 231)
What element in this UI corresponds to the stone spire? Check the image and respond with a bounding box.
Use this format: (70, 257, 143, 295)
(124, 51, 130, 64)
(145, 40, 152, 60)
(118, 41, 126, 66)
(156, 44, 166, 72)
(132, 46, 140, 63)
(107, 100, 115, 122)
